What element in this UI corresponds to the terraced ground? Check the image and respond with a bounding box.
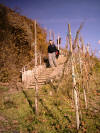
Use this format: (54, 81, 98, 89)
(0, 55, 100, 133)
(27, 55, 66, 89)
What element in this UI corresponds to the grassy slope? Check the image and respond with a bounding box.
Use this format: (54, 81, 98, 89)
(0, 85, 100, 132)
(0, 86, 75, 133)
(0, 58, 100, 133)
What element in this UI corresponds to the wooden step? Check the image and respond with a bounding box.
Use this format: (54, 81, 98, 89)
(30, 82, 45, 87)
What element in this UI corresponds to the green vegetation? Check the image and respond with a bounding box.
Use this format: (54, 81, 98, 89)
(0, 68, 100, 133)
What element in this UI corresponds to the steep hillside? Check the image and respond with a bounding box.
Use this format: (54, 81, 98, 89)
(0, 4, 48, 84)
(0, 57, 100, 132)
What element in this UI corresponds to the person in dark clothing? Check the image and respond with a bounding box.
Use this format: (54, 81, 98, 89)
(48, 40, 57, 67)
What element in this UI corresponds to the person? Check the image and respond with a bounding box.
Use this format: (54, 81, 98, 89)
(48, 40, 57, 67)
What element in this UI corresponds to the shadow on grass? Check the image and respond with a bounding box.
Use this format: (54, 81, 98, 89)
(22, 90, 35, 113)
(39, 98, 72, 133)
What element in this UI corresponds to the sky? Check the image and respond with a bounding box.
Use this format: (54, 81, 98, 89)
(0, 0, 100, 56)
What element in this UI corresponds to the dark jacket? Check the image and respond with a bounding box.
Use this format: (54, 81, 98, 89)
(48, 44, 57, 53)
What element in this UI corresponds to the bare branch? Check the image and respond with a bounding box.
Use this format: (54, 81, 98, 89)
(73, 22, 84, 50)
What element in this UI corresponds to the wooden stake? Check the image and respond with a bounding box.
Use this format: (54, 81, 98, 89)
(66, 35, 69, 50)
(34, 20, 38, 115)
(83, 88, 87, 109)
(52, 30, 55, 43)
(77, 37, 83, 120)
(68, 24, 80, 130)
(49, 30, 51, 40)
(57, 35, 60, 50)
(80, 37, 88, 109)
(40, 53, 42, 65)
(35, 20, 37, 67)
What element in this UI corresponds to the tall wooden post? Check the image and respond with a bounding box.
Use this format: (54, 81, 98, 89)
(57, 35, 60, 51)
(68, 24, 80, 130)
(34, 20, 38, 115)
(77, 37, 83, 121)
(52, 31, 55, 43)
(35, 20, 37, 67)
(49, 30, 51, 40)
(80, 37, 88, 109)
(66, 35, 69, 50)
(40, 53, 42, 65)
(77, 37, 82, 73)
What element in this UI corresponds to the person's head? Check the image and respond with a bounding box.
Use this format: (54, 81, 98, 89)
(49, 40, 53, 45)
